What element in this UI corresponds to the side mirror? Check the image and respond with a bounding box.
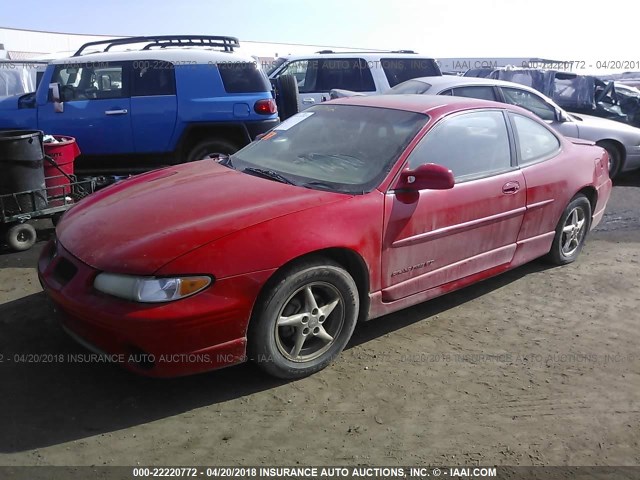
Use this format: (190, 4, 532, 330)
(48, 83, 64, 113)
(397, 163, 455, 191)
(556, 108, 569, 122)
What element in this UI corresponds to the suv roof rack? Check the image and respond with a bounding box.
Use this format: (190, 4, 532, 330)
(390, 50, 416, 54)
(313, 49, 393, 54)
(73, 35, 240, 57)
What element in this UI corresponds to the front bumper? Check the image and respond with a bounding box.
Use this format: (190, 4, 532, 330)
(37, 239, 274, 377)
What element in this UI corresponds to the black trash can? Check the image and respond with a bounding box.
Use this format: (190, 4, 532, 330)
(0, 130, 47, 214)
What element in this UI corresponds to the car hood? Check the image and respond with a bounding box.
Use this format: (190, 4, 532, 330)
(57, 161, 348, 274)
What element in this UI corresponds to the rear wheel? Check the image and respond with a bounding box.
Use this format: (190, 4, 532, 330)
(596, 140, 622, 179)
(545, 194, 591, 265)
(6, 223, 37, 252)
(248, 259, 359, 379)
(185, 139, 239, 163)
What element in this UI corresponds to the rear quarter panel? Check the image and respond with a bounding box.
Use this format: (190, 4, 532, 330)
(517, 139, 609, 243)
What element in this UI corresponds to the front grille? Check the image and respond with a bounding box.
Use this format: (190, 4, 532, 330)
(52, 257, 78, 285)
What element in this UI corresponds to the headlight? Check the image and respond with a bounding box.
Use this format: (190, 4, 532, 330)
(94, 273, 212, 303)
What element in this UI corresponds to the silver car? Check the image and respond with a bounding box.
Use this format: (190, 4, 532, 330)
(389, 76, 640, 178)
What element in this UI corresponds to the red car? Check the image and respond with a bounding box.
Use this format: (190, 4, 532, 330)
(38, 95, 612, 379)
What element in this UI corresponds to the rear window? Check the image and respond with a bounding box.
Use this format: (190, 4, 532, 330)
(218, 62, 271, 93)
(389, 79, 432, 94)
(382, 58, 441, 87)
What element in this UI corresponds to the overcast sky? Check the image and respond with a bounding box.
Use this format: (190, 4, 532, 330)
(2, 0, 638, 60)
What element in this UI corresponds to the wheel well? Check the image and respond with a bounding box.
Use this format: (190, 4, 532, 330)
(577, 186, 597, 213)
(250, 248, 371, 327)
(178, 125, 248, 157)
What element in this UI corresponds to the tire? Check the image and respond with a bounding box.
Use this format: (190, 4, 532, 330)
(275, 75, 300, 121)
(597, 140, 622, 179)
(545, 194, 592, 265)
(185, 139, 239, 163)
(247, 259, 359, 379)
(6, 223, 37, 252)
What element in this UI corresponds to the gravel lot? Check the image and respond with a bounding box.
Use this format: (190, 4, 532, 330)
(1, 171, 639, 467)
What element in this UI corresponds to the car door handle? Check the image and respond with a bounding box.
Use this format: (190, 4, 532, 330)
(502, 181, 520, 194)
(105, 109, 128, 115)
(302, 98, 315, 104)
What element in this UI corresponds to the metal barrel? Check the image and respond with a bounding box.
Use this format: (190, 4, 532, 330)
(0, 129, 47, 214)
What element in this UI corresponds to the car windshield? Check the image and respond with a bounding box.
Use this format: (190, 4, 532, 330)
(229, 104, 428, 194)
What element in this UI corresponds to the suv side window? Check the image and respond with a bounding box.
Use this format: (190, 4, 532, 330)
(52, 62, 128, 101)
(448, 85, 499, 101)
(408, 110, 512, 180)
(501, 87, 556, 121)
(132, 61, 176, 96)
(280, 60, 310, 89)
(314, 58, 375, 92)
(510, 113, 561, 164)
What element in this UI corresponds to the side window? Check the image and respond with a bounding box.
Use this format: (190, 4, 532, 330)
(52, 63, 127, 101)
(408, 111, 512, 180)
(510, 113, 561, 164)
(315, 58, 375, 92)
(501, 87, 556, 121)
(280, 60, 310, 89)
(451, 86, 498, 101)
(132, 61, 176, 96)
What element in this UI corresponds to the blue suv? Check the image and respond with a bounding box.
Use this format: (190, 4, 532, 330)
(0, 36, 279, 174)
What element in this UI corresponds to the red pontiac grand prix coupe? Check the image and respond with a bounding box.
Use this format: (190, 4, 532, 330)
(38, 95, 612, 379)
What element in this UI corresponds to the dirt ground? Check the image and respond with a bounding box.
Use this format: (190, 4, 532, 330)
(0, 172, 639, 468)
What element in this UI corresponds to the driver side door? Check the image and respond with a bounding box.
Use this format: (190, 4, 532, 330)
(37, 61, 133, 156)
(381, 109, 526, 302)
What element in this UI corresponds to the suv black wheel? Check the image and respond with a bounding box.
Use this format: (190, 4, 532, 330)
(248, 258, 359, 379)
(275, 75, 300, 121)
(185, 139, 239, 163)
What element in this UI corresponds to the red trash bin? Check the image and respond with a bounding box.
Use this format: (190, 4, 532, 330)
(43, 135, 81, 203)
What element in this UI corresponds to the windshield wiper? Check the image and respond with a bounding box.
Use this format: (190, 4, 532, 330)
(243, 167, 296, 185)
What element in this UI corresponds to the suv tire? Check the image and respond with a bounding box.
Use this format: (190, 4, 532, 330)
(275, 75, 300, 121)
(185, 139, 239, 163)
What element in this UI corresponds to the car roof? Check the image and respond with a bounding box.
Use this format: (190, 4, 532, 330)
(281, 52, 435, 61)
(329, 94, 523, 116)
(403, 75, 544, 93)
(50, 48, 256, 65)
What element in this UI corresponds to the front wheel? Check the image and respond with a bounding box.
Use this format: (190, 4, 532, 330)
(545, 194, 592, 265)
(596, 141, 622, 179)
(248, 259, 359, 379)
